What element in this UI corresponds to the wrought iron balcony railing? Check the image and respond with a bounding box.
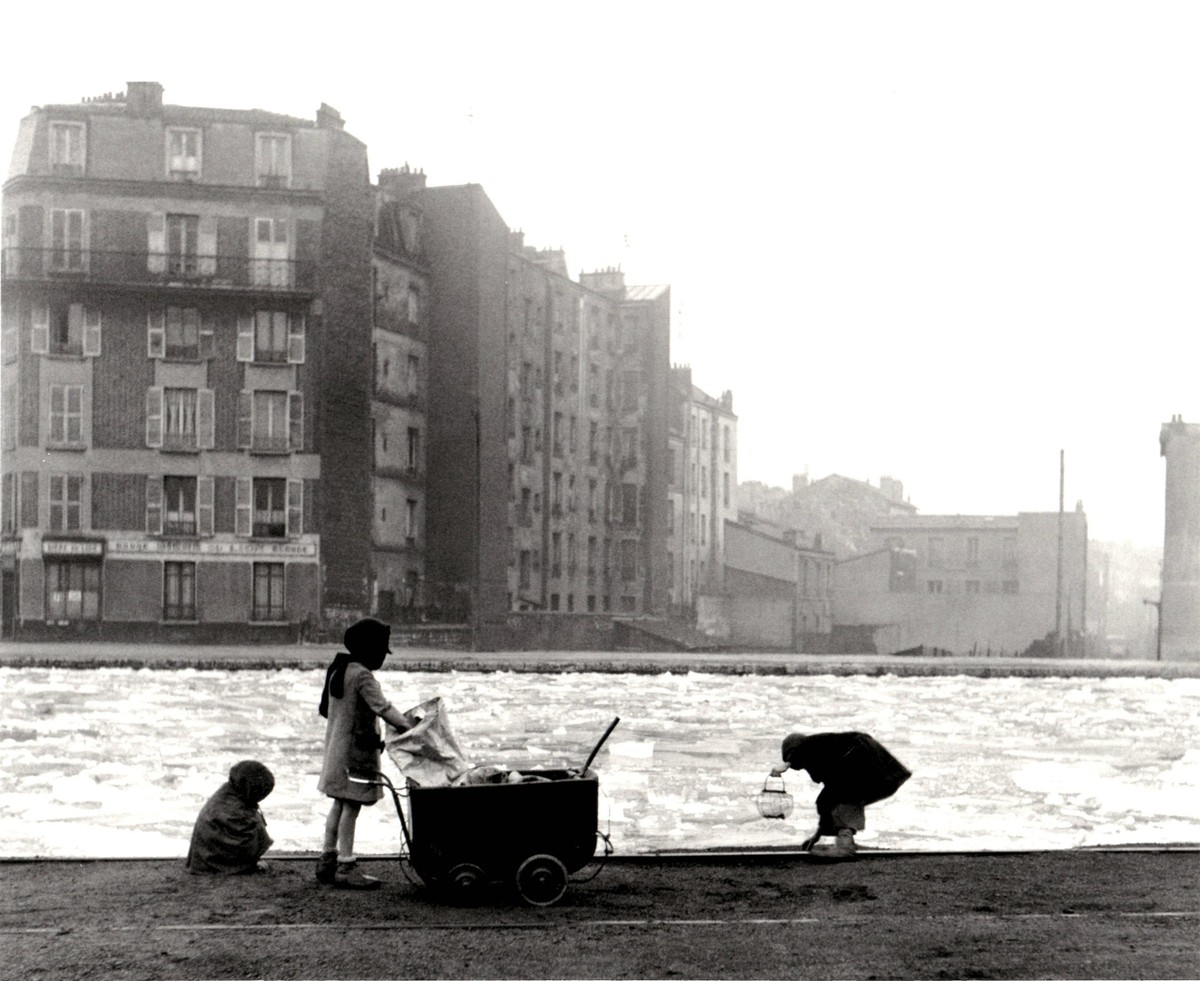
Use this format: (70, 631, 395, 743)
(2, 247, 317, 292)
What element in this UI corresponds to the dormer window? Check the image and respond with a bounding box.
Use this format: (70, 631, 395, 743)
(49, 122, 85, 174)
(255, 133, 291, 188)
(167, 128, 202, 179)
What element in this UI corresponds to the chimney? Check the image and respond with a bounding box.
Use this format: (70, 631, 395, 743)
(580, 267, 626, 297)
(126, 81, 164, 117)
(720, 389, 734, 412)
(316, 103, 345, 130)
(377, 164, 427, 198)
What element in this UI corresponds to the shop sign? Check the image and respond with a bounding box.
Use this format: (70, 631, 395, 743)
(42, 540, 105, 557)
(106, 539, 318, 559)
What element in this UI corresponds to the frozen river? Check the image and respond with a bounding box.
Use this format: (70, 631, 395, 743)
(1, 667, 1198, 859)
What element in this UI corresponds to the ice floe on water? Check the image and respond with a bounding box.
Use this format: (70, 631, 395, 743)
(0, 667, 1197, 858)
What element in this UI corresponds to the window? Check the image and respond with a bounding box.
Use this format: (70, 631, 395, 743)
(1002, 537, 1017, 568)
(252, 478, 287, 537)
(167, 214, 199, 277)
(252, 562, 286, 620)
(146, 307, 213, 360)
(406, 286, 421, 324)
(405, 498, 417, 543)
(166, 128, 201, 179)
(159, 476, 197, 535)
(519, 550, 531, 588)
(237, 390, 301, 453)
(235, 478, 300, 537)
(163, 388, 198, 451)
(621, 540, 637, 581)
(47, 474, 82, 531)
(551, 532, 562, 577)
(723, 472, 730, 507)
(49, 209, 85, 271)
(252, 218, 290, 286)
(407, 427, 420, 471)
(723, 425, 731, 463)
(621, 483, 638, 526)
(2, 472, 17, 533)
(406, 354, 420, 394)
(966, 536, 980, 567)
(48, 384, 83, 446)
(164, 562, 196, 620)
(927, 580, 944, 593)
(966, 580, 981, 595)
(146, 387, 214, 450)
(928, 536, 944, 568)
(255, 134, 292, 187)
(44, 560, 100, 620)
(49, 122, 85, 173)
(31, 301, 102, 357)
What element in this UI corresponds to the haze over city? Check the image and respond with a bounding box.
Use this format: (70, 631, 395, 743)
(2, 1, 1195, 548)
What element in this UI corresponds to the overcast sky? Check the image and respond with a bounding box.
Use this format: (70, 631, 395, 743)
(3, 2, 1196, 547)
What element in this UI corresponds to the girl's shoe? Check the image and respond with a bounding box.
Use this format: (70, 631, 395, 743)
(315, 850, 338, 885)
(334, 860, 381, 890)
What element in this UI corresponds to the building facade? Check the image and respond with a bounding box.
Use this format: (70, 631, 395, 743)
(0, 82, 373, 640)
(1159, 416, 1200, 660)
(666, 366, 737, 614)
(834, 510, 1089, 655)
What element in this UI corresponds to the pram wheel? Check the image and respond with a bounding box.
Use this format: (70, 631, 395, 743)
(444, 863, 487, 905)
(515, 854, 568, 907)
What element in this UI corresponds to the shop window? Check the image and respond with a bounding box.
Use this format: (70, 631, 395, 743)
(163, 562, 196, 620)
(252, 562, 286, 621)
(44, 559, 100, 620)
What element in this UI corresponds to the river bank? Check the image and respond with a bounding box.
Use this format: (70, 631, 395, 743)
(1, 640, 1196, 677)
(2, 849, 1196, 979)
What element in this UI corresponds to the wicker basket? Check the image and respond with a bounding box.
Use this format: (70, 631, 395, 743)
(754, 774, 794, 819)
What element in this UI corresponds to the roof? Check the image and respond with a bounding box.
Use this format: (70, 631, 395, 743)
(623, 284, 669, 301)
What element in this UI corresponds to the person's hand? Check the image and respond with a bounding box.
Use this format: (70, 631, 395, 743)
(769, 766, 787, 778)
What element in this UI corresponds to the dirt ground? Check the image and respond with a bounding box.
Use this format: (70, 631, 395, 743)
(2, 849, 1197, 980)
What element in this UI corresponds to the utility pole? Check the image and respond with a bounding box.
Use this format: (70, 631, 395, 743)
(1143, 598, 1162, 661)
(1056, 449, 1065, 656)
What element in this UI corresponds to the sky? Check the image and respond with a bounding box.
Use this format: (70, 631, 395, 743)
(2, 1, 1196, 547)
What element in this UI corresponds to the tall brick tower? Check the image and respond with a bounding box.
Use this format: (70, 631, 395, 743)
(1159, 416, 1200, 660)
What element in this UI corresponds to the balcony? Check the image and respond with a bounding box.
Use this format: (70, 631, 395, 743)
(2, 247, 317, 294)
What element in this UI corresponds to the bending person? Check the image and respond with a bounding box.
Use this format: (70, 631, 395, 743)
(186, 760, 275, 874)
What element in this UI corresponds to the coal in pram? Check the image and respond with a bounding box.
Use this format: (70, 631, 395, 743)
(354, 701, 618, 906)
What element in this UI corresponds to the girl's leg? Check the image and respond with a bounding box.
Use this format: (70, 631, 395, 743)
(336, 800, 362, 862)
(323, 799, 344, 853)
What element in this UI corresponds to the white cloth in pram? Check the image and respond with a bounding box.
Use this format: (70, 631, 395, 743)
(384, 697, 471, 786)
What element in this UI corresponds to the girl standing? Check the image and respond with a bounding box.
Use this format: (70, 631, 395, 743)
(316, 616, 415, 889)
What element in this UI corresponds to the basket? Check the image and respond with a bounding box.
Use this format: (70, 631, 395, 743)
(754, 774, 794, 819)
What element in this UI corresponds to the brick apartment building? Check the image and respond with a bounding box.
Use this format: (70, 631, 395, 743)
(0, 82, 374, 640)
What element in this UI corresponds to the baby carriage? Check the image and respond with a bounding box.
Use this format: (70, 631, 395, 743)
(354, 716, 618, 906)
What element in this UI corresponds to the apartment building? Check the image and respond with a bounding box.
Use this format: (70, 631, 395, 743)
(666, 366, 737, 614)
(369, 168, 429, 621)
(0, 82, 373, 640)
(404, 181, 671, 632)
(834, 510, 1089, 655)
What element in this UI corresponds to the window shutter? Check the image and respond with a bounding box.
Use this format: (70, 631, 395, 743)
(198, 313, 215, 359)
(146, 214, 166, 274)
(288, 392, 304, 451)
(287, 313, 305, 363)
(146, 386, 163, 447)
(236, 314, 254, 362)
(197, 476, 214, 536)
(145, 475, 163, 534)
(197, 389, 215, 449)
(286, 478, 303, 536)
(146, 310, 165, 358)
(31, 303, 49, 354)
(198, 216, 217, 276)
(237, 391, 253, 448)
(235, 477, 251, 536)
(83, 306, 101, 356)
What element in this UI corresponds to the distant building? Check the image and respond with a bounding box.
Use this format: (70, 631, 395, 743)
(1, 83, 371, 640)
(666, 366, 737, 614)
(834, 510, 1089, 655)
(1159, 416, 1200, 660)
(719, 513, 834, 649)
